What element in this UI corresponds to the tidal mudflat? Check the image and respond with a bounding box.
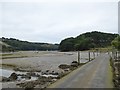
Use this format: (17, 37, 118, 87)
(0, 51, 96, 88)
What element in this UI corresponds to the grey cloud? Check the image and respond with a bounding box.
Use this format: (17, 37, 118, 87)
(1, 2, 118, 43)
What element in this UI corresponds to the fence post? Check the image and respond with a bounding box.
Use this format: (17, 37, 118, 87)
(78, 51, 80, 64)
(93, 51, 95, 59)
(89, 51, 90, 61)
(97, 50, 99, 56)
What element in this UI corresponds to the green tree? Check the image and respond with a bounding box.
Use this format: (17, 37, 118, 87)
(59, 37, 75, 51)
(112, 35, 120, 50)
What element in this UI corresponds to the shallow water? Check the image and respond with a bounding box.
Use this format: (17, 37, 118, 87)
(0, 68, 31, 77)
(0, 68, 57, 81)
(0, 68, 38, 82)
(0, 68, 14, 77)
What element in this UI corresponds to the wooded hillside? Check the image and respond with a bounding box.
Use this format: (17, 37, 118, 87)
(59, 31, 118, 51)
(1, 37, 59, 52)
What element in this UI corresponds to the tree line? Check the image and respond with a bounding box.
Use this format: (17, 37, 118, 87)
(1, 37, 59, 52)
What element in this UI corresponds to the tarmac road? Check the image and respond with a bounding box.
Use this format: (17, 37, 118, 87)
(48, 53, 113, 88)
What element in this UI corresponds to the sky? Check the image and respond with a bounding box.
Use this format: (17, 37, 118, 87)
(0, 0, 119, 44)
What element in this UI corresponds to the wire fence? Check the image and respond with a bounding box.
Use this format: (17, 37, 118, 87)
(111, 49, 120, 88)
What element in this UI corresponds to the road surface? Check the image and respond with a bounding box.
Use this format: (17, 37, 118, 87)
(48, 53, 113, 88)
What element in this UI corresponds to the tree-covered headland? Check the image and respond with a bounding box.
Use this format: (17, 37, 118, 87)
(59, 31, 118, 51)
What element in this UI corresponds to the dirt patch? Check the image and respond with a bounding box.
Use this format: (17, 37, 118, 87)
(1, 64, 17, 69)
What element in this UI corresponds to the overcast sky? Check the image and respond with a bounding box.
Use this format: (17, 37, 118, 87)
(0, 0, 118, 44)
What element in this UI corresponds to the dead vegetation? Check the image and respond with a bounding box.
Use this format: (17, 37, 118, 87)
(110, 51, 120, 89)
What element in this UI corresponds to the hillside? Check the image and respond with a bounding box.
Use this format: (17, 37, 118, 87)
(1, 37, 59, 52)
(1, 31, 118, 52)
(59, 31, 118, 51)
(0, 40, 14, 52)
